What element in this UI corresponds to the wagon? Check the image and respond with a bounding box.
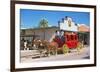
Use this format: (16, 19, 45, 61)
(53, 30, 83, 54)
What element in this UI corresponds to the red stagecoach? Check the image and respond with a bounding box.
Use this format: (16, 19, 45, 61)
(53, 30, 79, 49)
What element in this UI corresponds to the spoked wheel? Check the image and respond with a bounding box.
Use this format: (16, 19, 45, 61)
(62, 44, 69, 54)
(77, 42, 83, 52)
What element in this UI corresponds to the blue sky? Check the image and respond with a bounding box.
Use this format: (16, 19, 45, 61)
(20, 9, 90, 29)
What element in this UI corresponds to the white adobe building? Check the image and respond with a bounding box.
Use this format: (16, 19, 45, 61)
(59, 16, 78, 32)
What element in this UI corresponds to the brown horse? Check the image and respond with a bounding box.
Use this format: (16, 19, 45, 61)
(32, 39, 58, 57)
(32, 39, 48, 57)
(44, 41, 58, 56)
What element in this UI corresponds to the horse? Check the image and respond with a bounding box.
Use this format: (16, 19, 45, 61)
(32, 39, 48, 57)
(32, 39, 58, 57)
(47, 41, 58, 56)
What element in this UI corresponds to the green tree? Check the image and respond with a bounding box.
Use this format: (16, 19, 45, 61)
(39, 19, 48, 28)
(39, 19, 49, 40)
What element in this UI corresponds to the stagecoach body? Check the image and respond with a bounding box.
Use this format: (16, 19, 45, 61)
(64, 32, 78, 49)
(54, 31, 79, 49)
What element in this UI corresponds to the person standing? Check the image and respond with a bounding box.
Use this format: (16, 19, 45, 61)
(24, 40, 27, 50)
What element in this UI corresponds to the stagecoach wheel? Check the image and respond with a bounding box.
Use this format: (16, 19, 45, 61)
(62, 44, 69, 54)
(77, 42, 83, 53)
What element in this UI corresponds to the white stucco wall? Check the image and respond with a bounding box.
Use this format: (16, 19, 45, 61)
(60, 17, 78, 32)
